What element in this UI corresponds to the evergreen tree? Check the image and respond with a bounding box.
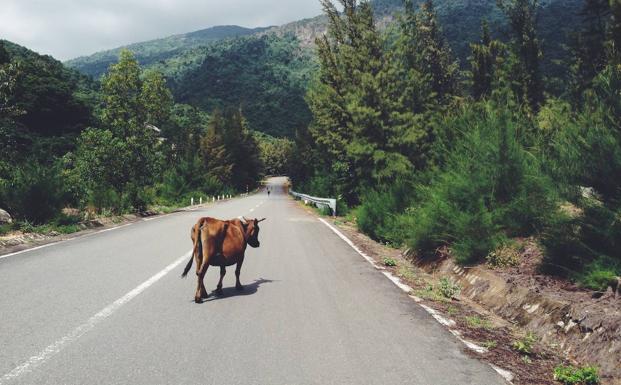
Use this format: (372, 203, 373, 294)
(222, 108, 262, 190)
(413, 0, 460, 102)
(201, 109, 233, 186)
(497, 0, 544, 112)
(309, 0, 413, 203)
(469, 21, 505, 100)
(569, 0, 610, 102)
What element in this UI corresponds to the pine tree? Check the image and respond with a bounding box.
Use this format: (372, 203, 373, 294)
(497, 0, 543, 112)
(469, 21, 505, 100)
(568, 0, 610, 102)
(309, 0, 416, 203)
(413, 0, 460, 103)
(201, 109, 233, 187)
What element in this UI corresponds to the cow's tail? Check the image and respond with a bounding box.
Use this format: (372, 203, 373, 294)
(182, 223, 202, 278)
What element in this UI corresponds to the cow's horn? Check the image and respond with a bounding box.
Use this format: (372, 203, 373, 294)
(258, 218, 266, 222)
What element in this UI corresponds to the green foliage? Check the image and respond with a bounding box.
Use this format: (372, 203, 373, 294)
(66, 26, 268, 78)
(407, 100, 557, 263)
(383, 257, 398, 267)
(437, 277, 461, 299)
(486, 242, 521, 268)
(496, 0, 544, 112)
(554, 365, 600, 385)
(255, 132, 295, 176)
(173, 34, 313, 137)
(512, 331, 537, 355)
(465, 315, 493, 329)
(0, 162, 65, 224)
(356, 180, 414, 246)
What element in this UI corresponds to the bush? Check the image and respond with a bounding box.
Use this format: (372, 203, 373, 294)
(407, 102, 557, 264)
(512, 332, 537, 355)
(1, 162, 66, 224)
(356, 180, 414, 246)
(437, 277, 461, 299)
(554, 365, 600, 385)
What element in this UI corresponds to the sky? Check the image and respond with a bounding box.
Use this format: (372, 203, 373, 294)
(0, 0, 324, 61)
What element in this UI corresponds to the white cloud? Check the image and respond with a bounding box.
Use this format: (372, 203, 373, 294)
(0, 0, 323, 60)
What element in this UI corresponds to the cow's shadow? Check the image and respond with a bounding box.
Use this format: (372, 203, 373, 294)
(201, 277, 276, 302)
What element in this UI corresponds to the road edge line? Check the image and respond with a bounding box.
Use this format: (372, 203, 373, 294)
(317, 217, 514, 384)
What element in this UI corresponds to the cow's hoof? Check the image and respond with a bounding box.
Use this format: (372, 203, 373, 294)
(194, 297, 202, 304)
(236, 284, 244, 291)
(215, 287, 223, 295)
(201, 292, 209, 299)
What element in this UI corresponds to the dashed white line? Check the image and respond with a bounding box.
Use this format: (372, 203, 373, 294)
(0, 250, 191, 384)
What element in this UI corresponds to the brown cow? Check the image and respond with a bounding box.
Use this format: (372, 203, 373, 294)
(181, 216, 265, 303)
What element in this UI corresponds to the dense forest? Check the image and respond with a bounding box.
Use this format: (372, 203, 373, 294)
(0, 41, 272, 233)
(292, 0, 621, 291)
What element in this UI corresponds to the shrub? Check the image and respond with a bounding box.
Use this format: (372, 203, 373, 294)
(512, 332, 537, 355)
(554, 365, 600, 385)
(438, 277, 461, 299)
(356, 180, 414, 246)
(486, 242, 521, 268)
(407, 102, 557, 264)
(1, 162, 66, 224)
(383, 257, 397, 267)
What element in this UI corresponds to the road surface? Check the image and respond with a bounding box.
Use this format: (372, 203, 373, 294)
(0, 177, 505, 385)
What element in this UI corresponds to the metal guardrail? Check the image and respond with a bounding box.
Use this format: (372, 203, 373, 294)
(289, 190, 337, 217)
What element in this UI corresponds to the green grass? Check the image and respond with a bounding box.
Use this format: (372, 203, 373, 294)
(465, 315, 493, 330)
(554, 365, 600, 385)
(482, 340, 497, 349)
(383, 257, 397, 267)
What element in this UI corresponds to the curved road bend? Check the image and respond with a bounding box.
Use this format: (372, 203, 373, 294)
(0, 177, 505, 385)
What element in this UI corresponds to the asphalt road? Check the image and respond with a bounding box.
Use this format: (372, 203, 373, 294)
(0, 177, 505, 385)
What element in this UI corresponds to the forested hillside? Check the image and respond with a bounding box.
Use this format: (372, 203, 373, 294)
(171, 34, 314, 137)
(65, 25, 270, 78)
(1, 40, 268, 230)
(64, 0, 584, 140)
(293, 0, 621, 297)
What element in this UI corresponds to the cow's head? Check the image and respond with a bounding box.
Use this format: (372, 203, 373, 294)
(243, 217, 266, 248)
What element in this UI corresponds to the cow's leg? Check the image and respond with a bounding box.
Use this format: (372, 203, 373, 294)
(195, 263, 209, 303)
(194, 229, 214, 303)
(216, 265, 226, 294)
(235, 257, 245, 290)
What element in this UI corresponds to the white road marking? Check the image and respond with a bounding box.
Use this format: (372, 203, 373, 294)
(249, 208, 255, 212)
(0, 223, 134, 261)
(318, 218, 384, 270)
(0, 251, 191, 384)
(317, 217, 512, 383)
(0, 242, 62, 260)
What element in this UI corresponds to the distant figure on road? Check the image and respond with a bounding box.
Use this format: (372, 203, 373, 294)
(267, 187, 271, 197)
